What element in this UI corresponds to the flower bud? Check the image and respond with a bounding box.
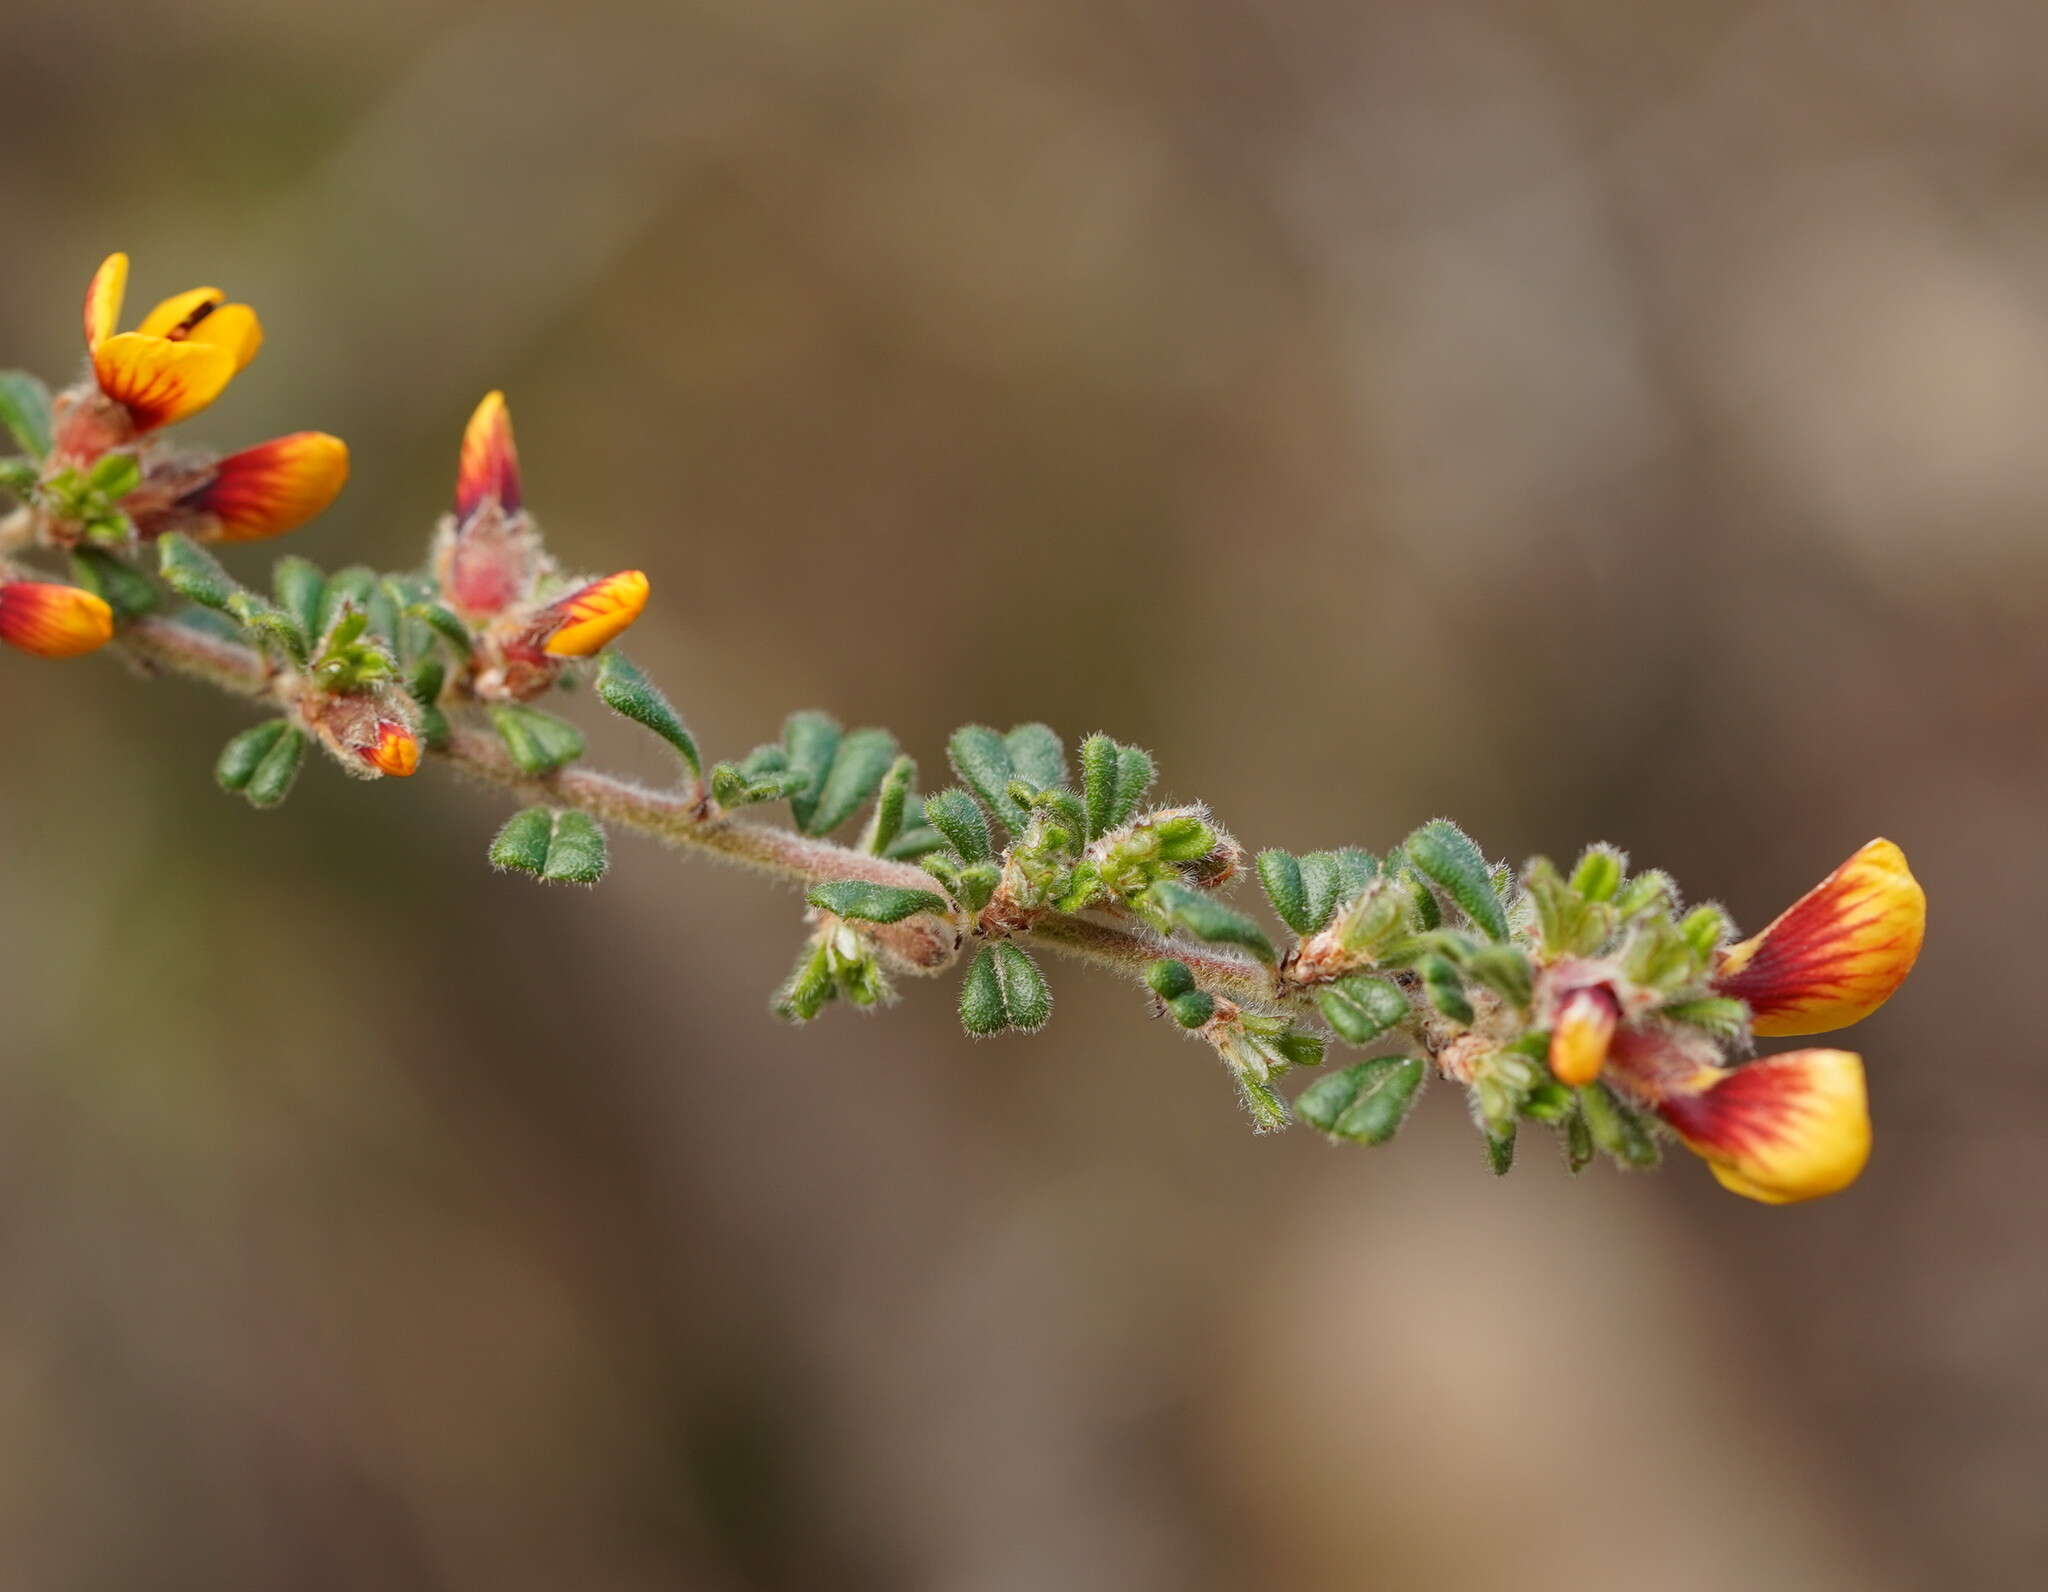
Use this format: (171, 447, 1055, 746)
(0, 579, 115, 658)
(361, 720, 421, 777)
(1548, 985, 1619, 1086)
(539, 569, 650, 657)
(177, 432, 350, 542)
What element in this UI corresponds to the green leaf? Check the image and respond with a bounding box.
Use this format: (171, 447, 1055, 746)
(1295, 1056, 1424, 1144)
(710, 762, 810, 809)
(1661, 995, 1750, 1043)
(594, 652, 701, 777)
(272, 557, 326, 648)
(1330, 847, 1379, 901)
(880, 823, 948, 861)
(1315, 975, 1409, 1046)
(541, 811, 608, 883)
(1403, 819, 1509, 941)
(1565, 1108, 1595, 1173)
(923, 787, 993, 864)
(0, 370, 53, 458)
(1257, 850, 1313, 935)
(216, 720, 290, 794)
(1109, 745, 1155, 834)
(947, 724, 1023, 834)
(157, 533, 241, 611)
(1142, 879, 1276, 964)
(862, 755, 917, 856)
(957, 942, 1053, 1036)
(1080, 734, 1120, 841)
(489, 807, 609, 884)
(1295, 851, 1345, 933)
(243, 726, 307, 810)
(229, 593, 311, 664)
(1004, 723, 1066, 795)
(804, 726, 899, 836)
(781, 711, 842, 832)
(488, 704, 586, 775)
(1419, 953, 1473, 1025)
(806, 880, 951, 924)
(1464, 944, 1533, 1009)
(68, 547, 157, 623)
(407, 599, 474, 654)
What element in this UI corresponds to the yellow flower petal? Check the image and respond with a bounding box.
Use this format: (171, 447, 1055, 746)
(1715, 839, 1926, 1037)
(0, 581, 116, 659)
(1658, 1049, 1871, 1205)
(456, 390, 522, 522)
(541, 569, 649, 657)
(136, 286, 225, 338)
(83, 252, 129, 351)
(1548, 985, 1617, 1086)
(91, 332, 239, 432)
(181, 432, 350, 542)
(184, 301, 263, 372)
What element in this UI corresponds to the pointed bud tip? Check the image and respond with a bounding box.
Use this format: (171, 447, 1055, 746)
(456, 390, 521, 521)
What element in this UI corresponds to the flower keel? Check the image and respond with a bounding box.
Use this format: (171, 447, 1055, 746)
(1657, 1049, 1871, 1204)
(0, 581, 116, 658)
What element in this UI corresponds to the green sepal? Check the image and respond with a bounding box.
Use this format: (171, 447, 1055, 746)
(1484, 1121, 1518, 1175)
(1521, 1080, 1574, 1123)
(0, 370, 53, 459)
(1387, 856, 1441, 930)
(774, 942, 837, 1023)
(923, 787, 994, 864)
(1569, 843, 1626, 903)
(1678, 904, 1732, 963)
(488, 806, 610, 884)
(488, 704, 586, 775)
(1295, 1056, 1424, 1144)
(780, 711, 843, 831)
(67, 547, 157, 623)
(272, 557, 327, 647)
(804, 726, 899, 837)
(1576, 1083, 1661, 1168)
(1402, 819, 1509, 941)
(84, 450, 140, 500)
(1235, 1074, 1291, 1134)
(1315, 975, 1409, 1046)
(594, 651, 701, 778)
(1565, 1109, 1595, 1173)
(1613, 869, 1675, 920)
(242, 725, 307, 810)
(958, 943, 1053, 1036)
(216, 719, 291, 794)
(861, 756, 917, 856)
(1419, 953, 1473, 1025)
(1140, 879, 1276, 964)
(805, 880, 951, 924)
(157, 533, 242, 611)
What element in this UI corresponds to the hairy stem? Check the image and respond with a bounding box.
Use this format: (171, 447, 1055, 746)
(113, 610, 1292, 1014)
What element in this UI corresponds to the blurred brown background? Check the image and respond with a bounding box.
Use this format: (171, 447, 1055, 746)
(0, 1, 2039, 1587)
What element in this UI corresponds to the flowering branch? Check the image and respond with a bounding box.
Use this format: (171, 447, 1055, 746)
(0, 252, 1931, 1205)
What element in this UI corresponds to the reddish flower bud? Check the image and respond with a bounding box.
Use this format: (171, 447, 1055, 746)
(1656, 1049, 1871, 1204)
(361, 721, 421, 777)
(1715, 840, 1925, 1037)
(0, 580, 115, 659)
(456, 390, 521, 523)
(178, 432, 350, 542)
(540, 569, 650, 657)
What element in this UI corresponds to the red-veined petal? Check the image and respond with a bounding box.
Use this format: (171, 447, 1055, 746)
(1657, 1049, 1871, 1204)
(0, 581, 116, 658)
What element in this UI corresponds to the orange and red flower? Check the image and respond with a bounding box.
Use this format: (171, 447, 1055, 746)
(1656, 1049, 1870, 1205)
(82, 252, 263, 432)
(1713, 839, 1925, 1037)
(539, 569, 650, 657)
(1548, 984, 1618, 1087)
(0, 580, 115, 659)
(361, 720, 421, 778)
